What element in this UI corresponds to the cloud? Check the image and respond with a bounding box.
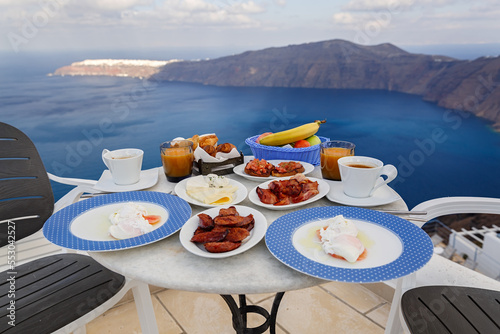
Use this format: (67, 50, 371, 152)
(77, 0, 155, 11)
(0, 0, 36, 5)
(170, 0, 218, 12)
(1, 0, 498, 52)
(0, 0, 273, 52)
(469, 0, 500, 14)
(0, 0, 151, 12)
(328, 0, 500, 47)
(228, 1, 266, 14)
(342, 0, 460, 12)
(342, 0, 410, 12)
(332, 12, 357, 25)
(115, 0, 264, 28)
(333, 0, 500, 29)
(0, 0, 266, 29)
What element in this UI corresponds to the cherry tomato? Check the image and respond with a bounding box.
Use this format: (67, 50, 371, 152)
(143, 215, 161, 225)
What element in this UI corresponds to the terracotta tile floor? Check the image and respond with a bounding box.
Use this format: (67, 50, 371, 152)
(86, 282, 392, 333)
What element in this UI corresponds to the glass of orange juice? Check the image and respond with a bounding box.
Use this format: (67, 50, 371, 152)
(320, 141, 355, 181)
(160, 140, 194, 183)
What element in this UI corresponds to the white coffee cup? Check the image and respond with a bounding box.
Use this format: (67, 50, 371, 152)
(338, 156, 397, 198)
(102, 148, 143, 185)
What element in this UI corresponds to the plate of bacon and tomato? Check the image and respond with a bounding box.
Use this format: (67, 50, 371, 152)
(248, 173, 330, 210)
(233, 159, 315, 182)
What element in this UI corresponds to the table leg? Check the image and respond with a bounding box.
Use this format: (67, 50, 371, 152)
(239, 295, 248, 328)
(220, 292, 285, 334)
(269, 292, 285, 334)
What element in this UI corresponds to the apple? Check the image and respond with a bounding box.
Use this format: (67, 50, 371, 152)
(305, 135, 321, 146)
(294, 139, 311, 148)
(256, 132, 272, 143)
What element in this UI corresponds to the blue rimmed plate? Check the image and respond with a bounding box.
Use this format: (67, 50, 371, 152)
(43, 191, 192, 252)
(265, 206, 433, 283)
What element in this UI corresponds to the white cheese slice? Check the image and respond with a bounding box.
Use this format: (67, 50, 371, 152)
(186, 175, 238, 205)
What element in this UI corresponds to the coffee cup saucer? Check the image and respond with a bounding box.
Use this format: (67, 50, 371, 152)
(93, 168, 159, 192)
(325, 180, 401, 207)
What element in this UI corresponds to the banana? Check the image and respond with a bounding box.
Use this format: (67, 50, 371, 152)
(259, 120, 326, 146)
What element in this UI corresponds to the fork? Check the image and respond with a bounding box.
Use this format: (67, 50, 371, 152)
(376, 210, 427, 215)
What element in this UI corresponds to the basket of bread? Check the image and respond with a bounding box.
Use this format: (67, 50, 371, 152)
(186, 134, 244, 175)
(245, 120, 329, 165)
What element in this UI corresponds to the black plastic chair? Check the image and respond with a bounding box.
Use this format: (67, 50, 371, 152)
(401, 286, 500, 334)
(0, 122, 126, 333)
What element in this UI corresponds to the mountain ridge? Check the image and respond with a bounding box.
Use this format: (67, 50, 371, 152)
(52, 39, 500, 130)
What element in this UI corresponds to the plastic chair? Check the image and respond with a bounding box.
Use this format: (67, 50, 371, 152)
(385, 196, 500, 333)
(0, 122, 159, 334)
(400, 285, 500, 333)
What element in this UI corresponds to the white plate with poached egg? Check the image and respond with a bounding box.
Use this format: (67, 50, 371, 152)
(265, 206, 433, 283)
(42, 191, 192, 252)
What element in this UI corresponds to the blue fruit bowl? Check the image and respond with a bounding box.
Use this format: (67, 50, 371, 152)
(245, 135, 330, 166)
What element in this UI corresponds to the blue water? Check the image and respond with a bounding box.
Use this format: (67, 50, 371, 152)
(1, 51, 500, 209)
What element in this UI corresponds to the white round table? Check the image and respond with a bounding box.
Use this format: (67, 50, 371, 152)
(89, 162, 408, 333)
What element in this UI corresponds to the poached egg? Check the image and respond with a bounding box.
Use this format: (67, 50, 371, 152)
(108, 202, 154, 239)
(319, 215, 365, 263)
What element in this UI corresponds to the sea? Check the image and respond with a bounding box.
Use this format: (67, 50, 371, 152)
(1, 49, 500, 209)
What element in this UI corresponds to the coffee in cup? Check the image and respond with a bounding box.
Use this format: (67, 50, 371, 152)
(102, 148, 143, 185)
(338, 156, 397, 198)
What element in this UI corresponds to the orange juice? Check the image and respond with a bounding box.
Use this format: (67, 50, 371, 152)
(321, 147, 354, 180)
(161, 147, 194, 182)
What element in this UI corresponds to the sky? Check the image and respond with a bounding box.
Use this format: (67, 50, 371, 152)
(1, 0, 500, 58)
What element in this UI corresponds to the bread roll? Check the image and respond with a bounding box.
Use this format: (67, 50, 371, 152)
(202, 145, 216, 157)
(187, 134, 200, 150)
(216, 143, 236, 154)
(199, 134, 218, 147)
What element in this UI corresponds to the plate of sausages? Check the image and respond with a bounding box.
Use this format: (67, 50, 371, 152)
(179, 205, 268, 258)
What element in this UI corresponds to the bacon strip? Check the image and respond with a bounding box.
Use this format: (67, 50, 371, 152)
(291, 189, 319, 203)
(257, 173, 319, 206)
(256, 187, 278, 204)
(274, 196, 291, 206)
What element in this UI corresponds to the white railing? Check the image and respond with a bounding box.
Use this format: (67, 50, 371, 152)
(448, 225, 500, 279)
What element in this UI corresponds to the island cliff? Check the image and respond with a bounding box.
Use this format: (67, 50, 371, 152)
(51, 59, 181, 79)
(52, 40, 500, 129)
